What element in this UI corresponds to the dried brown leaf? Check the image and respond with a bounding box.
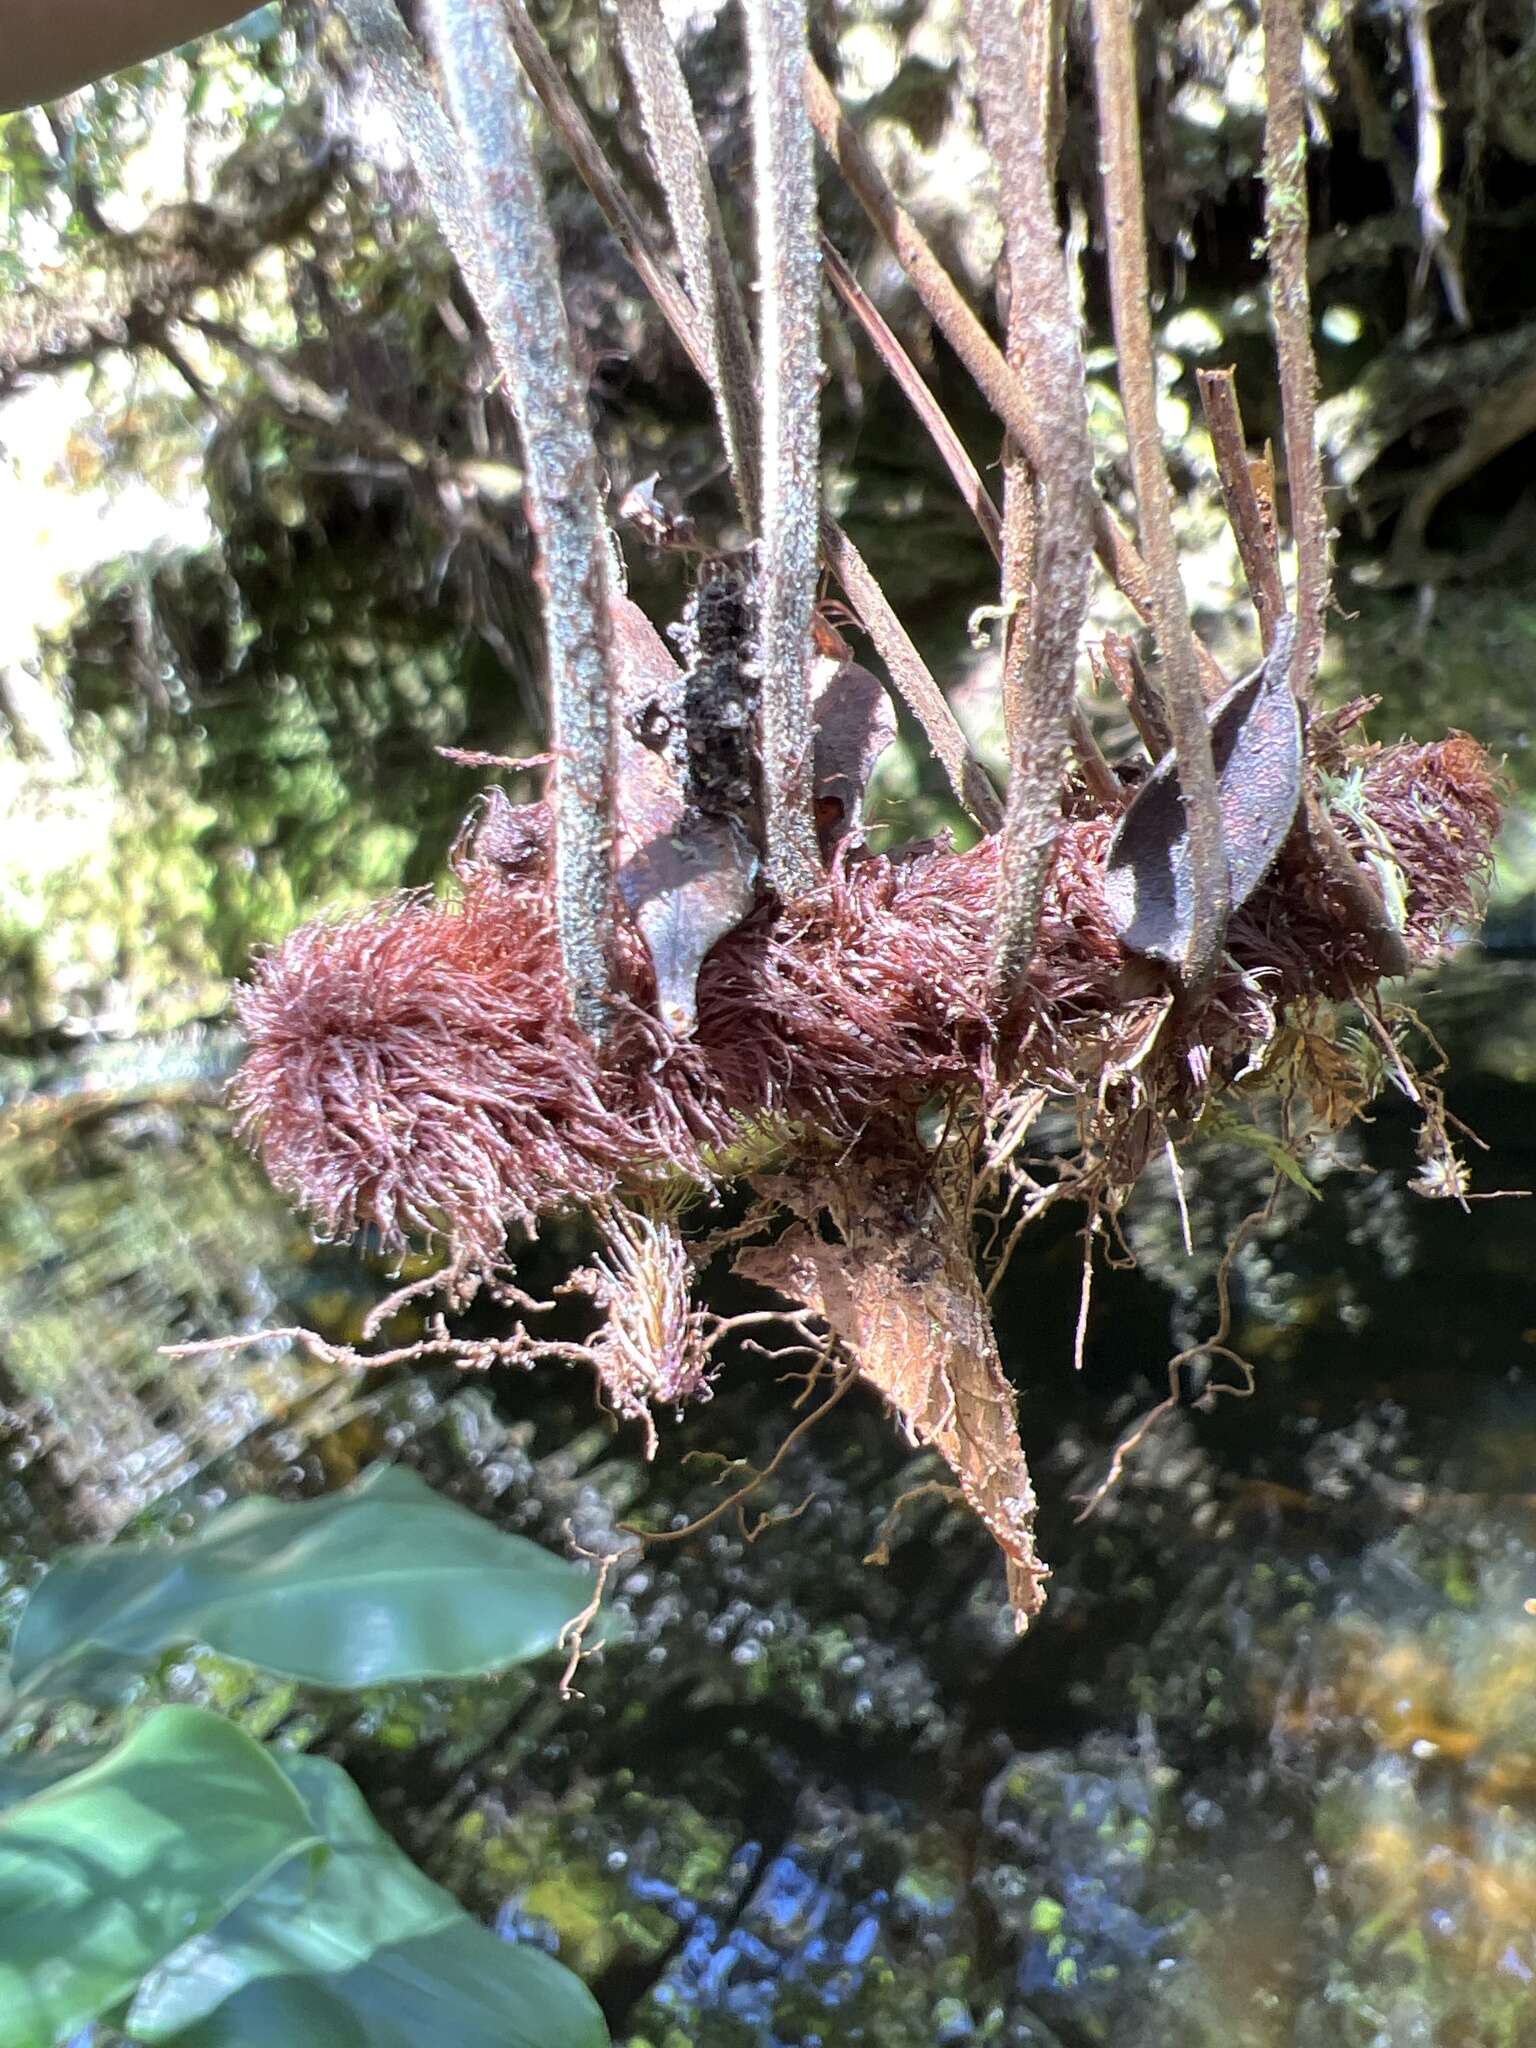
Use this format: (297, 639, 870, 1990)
(812, 658, 897, 853)
(736, 1177, 1048, 1630)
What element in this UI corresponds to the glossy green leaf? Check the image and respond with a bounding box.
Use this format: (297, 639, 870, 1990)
(0, 1744, 114, 1812)
(130, 1752, 606, 2046)
(145, 1920, 608, 2048)
(129, 1753, 473, 2036)
(0, 1707, 321, 2048)
(10, 1464, 597, 1703)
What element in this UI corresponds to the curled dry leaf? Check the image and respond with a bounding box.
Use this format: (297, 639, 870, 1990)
(618, 470, 697, 550)
(736, 1171, 1048, 1631)
(458, 785, 549, 879)
(812, 657, 898, 854)
(1105, 615, 1304, 964)
(612, 591, 691, 850)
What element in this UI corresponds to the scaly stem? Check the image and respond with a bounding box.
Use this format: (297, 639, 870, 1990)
(964, 0, 1095, 994)
(996, 0, 1059, 740)
(819, 515, 1003, 832)
(821, 233, 1002, 557)
(1401, 0, 1468, 324)
(1087, 0, 1229, 984)
(1196, 367, 1286, 652)
(357, 0, 621, 1037)
(504, 0, 995, 827)
(744, 0, 823, 897)
(501, 0, 708, 376)
(614, 0, 760, 523)
(804, 55, 1227, 698)
(1260, 0, 1330, 704)
(823, 233, 1115, 806)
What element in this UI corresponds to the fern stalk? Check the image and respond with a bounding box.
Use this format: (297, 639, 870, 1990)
(1086, 0, 1229, 985)
(744, 0, 823, 898)
(615, 0, 761, 526)
(964, 0, 1095, 993)
(412, 0, 621, 1038)
(1260, 0, 1329, 703)
(504, 0, 995, 830)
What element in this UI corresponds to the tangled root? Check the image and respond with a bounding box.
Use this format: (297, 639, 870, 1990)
(233, 736, 1501, 1264)
(233, 881, 621, 1260)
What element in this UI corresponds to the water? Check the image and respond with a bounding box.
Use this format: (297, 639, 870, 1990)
(2, 961, 1535, 2046)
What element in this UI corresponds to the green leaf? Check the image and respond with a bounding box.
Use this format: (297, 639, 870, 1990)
(0, 1745, 114, 1812)
(129, 1752, 606, 2046)
(143, 1921, 608, 2048)
(0, 1707, 321, 2048)
(1199, 1108, 1323, 1199)
(127, 1754, 457, 2034)
(10, 1464, 597, 1703)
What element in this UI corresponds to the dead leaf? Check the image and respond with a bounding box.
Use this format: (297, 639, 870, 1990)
(1105, 614, 1303, 964)
(812, 659, 898, 853)
(613, 593, 690, 853)
(736, 1172, 1048, 1631)
(455, 785, 549, 879)
(618, 470, 696, 550)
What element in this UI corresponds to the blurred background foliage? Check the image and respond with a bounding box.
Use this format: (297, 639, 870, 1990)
(2, 0, 1536, 1043)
